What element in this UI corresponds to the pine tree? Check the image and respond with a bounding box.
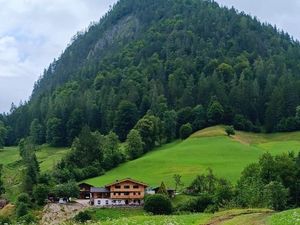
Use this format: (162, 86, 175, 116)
(157, 181, 169, 196)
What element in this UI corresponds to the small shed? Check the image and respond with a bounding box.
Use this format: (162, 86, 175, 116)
(79, 182, 94, 199)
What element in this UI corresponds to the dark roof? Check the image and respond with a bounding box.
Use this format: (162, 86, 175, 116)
(90, 187, 110, 193)
(153, 187, 175, 191)
(105, 178, 148, 188)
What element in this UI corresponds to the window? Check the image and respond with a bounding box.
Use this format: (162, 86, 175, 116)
(124, 185, 130, 189)
(133, 185, 139, 189)
(115, 185, 121, 189)
(112, 200, 116, 203)
(124, 192, 129, 195)
(106, 200, 109, 205)
(97, 200, 101, 205)
(133, 192, 136, 195)
(138, 192, 141, 195)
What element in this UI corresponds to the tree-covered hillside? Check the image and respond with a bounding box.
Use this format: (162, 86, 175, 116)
(2, 0, 300, 146)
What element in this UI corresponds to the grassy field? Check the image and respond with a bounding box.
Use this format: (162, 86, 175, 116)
(0, 145, 69, 202)
(85, 126, 300, 188)
(65, 208, 290, 225)
(267, 208, 300, 225)
(66, 208, 212, 225)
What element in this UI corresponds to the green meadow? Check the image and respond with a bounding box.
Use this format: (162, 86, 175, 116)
(267, 208, 300, 225)
(85, 126, 300, 187)
(65, 208, 300, 225)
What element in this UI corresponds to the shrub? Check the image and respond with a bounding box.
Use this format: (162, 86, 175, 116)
(204, 204, 219, 213)
(179, 123, 193, 139)
(0, 216, 11, 224)
(233, 114, 254, 131)
(16, 202, 28, 218)
(33, 184, 49, 206)
(179, 194, 213, 212)
(17, 193, 30, 205)
(144, 194, 172, 215)
(17, 213, 37, 224)
(74, 211, 92, 223)
(263, 181, 289, 211)
(225, 126, 235, 136)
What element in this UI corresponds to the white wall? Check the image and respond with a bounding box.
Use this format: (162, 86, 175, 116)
(93, 199, 144, 207)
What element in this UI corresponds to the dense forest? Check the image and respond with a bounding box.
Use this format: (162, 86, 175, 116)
(2, 0, 300, 148)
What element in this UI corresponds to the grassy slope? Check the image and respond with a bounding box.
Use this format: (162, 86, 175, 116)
(0, 145, 69, 202)
(85, 126, 300, 187)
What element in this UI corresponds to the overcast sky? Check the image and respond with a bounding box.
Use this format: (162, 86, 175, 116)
(0, 0, 300, 113)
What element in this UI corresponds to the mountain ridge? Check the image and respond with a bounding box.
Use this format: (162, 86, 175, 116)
(2, 0, 300, 146)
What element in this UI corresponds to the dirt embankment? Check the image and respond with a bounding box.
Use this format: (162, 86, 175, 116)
(41, 201, 90, 225)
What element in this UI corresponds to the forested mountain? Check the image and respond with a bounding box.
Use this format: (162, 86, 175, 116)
(2, 0, 300, 146)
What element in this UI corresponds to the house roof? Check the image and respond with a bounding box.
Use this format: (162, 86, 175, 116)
(78, 182, 94, 187)
(90, 187, 110, 193)
(105, 178, 148, 188)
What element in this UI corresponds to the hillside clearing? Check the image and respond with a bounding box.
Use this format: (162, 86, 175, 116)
(1, 145, 69, 202)
(85, 126, 300, 187)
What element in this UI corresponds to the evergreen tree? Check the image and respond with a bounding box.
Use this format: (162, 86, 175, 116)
(162, 110, 177, 142)
(0, 121, 7, 149)
(29, 119, 45, 145)
(23, 153, 40, 194)
(46, 117, 65, 147)
(157, 182, 168, 196)
(114, 101, 138, 142)
(102, 131, 123, 170)
(207, 98, 224, 125)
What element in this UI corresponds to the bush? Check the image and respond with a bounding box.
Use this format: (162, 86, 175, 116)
(74, 211, 92, 223)
(16, 202, 28, 218)
(144, 194, 172, 215)
(17, 213, 37, 224)
(204, 204, 219, 213)
(179, 194, 213, 212)
(0, 216, 11, 224)
(33, 184, 49, 206)
(263, 181, 289, 211)
(225, 126, 235, 136)
(17, 193, 30, 205)
(233, 114, 254, 131)
(179, 123, 193, 140)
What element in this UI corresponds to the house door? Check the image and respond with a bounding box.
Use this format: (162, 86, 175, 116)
(125, 200, 129, 205)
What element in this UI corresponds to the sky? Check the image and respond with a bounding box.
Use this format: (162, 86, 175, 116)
(0, 0, 300, 113)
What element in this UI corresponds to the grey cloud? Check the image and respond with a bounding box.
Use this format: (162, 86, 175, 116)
(0, 0, 118, 112)
(216, 0, 300, 40)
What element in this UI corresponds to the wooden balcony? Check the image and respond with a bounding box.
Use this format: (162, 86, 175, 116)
(110, 192, 144, 199)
